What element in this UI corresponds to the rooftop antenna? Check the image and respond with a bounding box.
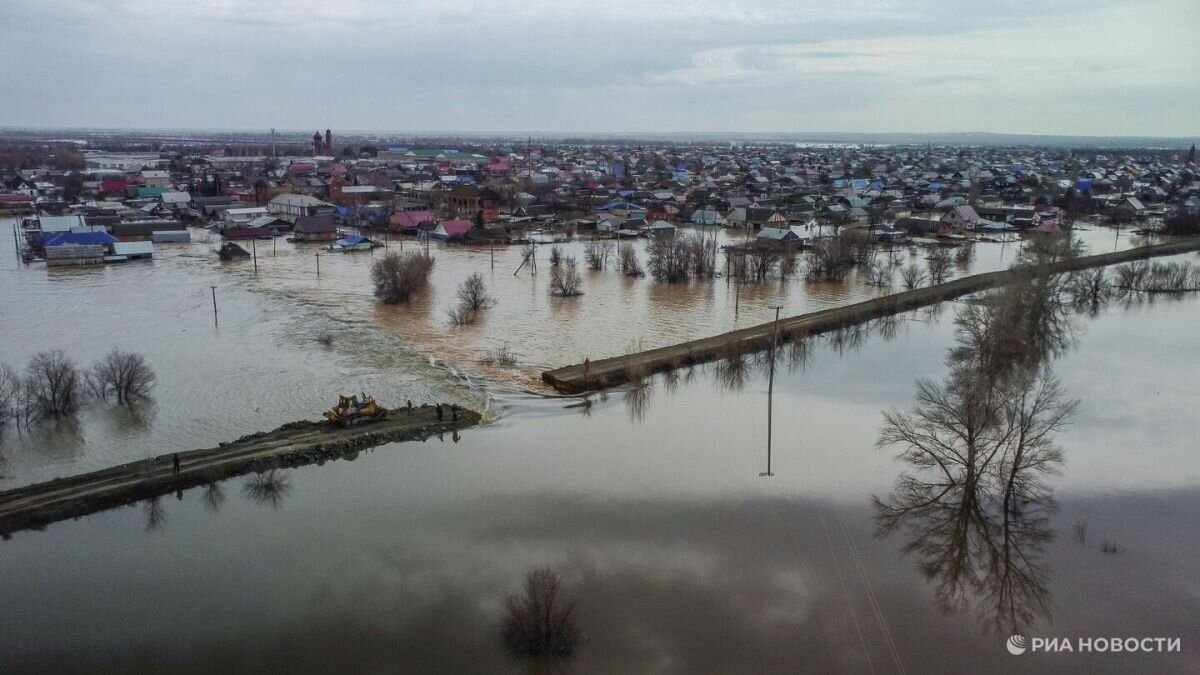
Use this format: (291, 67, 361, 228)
(271, 128, 276, 158)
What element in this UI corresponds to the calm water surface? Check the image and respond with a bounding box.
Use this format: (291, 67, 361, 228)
(1, 219, 1196, 672)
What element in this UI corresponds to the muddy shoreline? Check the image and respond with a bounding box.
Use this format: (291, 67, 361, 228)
(0, 405, 480, 537)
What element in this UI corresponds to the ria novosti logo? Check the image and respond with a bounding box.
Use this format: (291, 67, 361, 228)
(1007, 634, 1181, 655)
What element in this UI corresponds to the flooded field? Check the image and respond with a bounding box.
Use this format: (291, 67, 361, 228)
(1, 229, 1197, 672)
(0, 219, 1148, 488)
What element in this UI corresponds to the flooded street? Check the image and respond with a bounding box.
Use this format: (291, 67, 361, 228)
(1, 229, 1197, 671)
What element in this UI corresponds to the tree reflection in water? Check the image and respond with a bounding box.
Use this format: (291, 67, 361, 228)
(202, 482, 226, 513)
(242, 469, 293, 509)
(875, 273, 1078, 638)
(143, 496, 166, 533)
(623, 378, 653, 423)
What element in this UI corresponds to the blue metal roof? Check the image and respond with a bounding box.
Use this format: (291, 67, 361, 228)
(41, 231, 118, 247)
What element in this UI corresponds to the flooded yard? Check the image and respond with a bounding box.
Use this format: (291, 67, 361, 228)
(0, 228, 1197, 672)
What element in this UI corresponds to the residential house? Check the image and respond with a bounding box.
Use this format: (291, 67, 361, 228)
(268, 194, 335, 224)
(430, 219, 473, 241)
(942, 205, 981, 230)
(389, 210, 437, 233)
(140, 170, 171, 188)
(446, 184, 500, 222)
(293, 214, 339, 242)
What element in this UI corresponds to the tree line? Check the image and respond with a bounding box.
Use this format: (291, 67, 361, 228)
(0, 349, 156, 427)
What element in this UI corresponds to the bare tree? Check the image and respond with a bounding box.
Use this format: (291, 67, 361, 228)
(843, 229, 877, 266)
(549, 256, 584, 297)
(0, 363, 19, 425)
(901, 262, 925, 290)
(583, 241, 613, 271)
(865, 261, 893, 287)
(618, 242, 644, 277)
(954, 241, 976, 266)
(92, 349, 157, 403)
(502, 568, 579, 656)
(549, 245, 563, 267)
(805, 237, 855, 281)
(647, 236, 690, 283)
(24, 350, 82, 417)
(371, 252, 435, 304)
(926, 247, 954, 285)
(447, 304, 475, 326)
(745, 242, 783, 282)
(457, 273, 494, 312)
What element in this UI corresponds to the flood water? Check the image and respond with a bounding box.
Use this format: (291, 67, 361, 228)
(1, 221, 1197, 673)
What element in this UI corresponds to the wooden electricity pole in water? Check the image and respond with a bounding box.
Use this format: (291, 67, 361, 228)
(251, 238, 258, 274)
(760, 304, 782, 477)
(210, 286, 218, 325)
(315, 252, 321, 278)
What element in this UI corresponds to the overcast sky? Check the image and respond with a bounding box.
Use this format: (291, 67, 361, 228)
(4, 0, 1198, 137)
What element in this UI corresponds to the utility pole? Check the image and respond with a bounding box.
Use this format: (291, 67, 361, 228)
(315, 252, 320, 278)
(760, 304, 782, 477)
(210, 286, 218, 325)
(251, 238, 258, 273)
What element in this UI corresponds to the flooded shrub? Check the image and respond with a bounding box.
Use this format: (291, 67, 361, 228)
(458, 273, 494, 313)
(549, 256, 583, 297)
(618, 243, 644, 277)
(502, 568, 579, 656)
(549, 245, 563, 267)
(804, 237, 854, 281)
(744, 242, 783, 282)
(583, 241, 613, 271)
(926, 247, 954, 285)
(843, 229, 876, 266)
(1100, 541, 1121, 554)
(24, 350, 83, 417)
(482, 345, 518, 367)
(91, 349, 157, 404)
(447, 303, 475, 326)
(0, 363, 19, 424)
(954, 241, 976, 266)
(865, 261, 893, 287)
(647, 236, 690, 283)
(371, 252, 435, 304)
(685, 233, 718, 278)
(900, 262, 925, 290)
(316, 332, 334, 347)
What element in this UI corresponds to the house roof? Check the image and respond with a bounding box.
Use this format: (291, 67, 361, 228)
(42, 231, 118, 247)
(390, 211, 435, 229)
(437, 219, 473, 236)
(270, 193, 331, 208)
(295, 214, 337, 233)
(757, 227, 799, 241)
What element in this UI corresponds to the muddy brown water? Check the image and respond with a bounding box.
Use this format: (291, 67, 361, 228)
(1, 220, 1196, 672)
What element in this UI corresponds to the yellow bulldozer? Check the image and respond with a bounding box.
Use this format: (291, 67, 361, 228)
(324, 393, 388, 427)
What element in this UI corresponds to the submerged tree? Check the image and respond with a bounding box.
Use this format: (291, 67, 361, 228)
(549, 256, 584, 297)
(371, 252, 435, 304)
(618, 242, 644, 277)
(24, 350, 82, 418)
(91, 349, 157, 404)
